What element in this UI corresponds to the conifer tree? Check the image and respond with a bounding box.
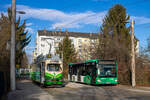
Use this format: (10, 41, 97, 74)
(0, 12, 11, 67)
(93, 4, 132, 84)
(0, 8, 31, 67)
(15, 17, 31, 66)
(56, 33, 77, 79)
(100, 4, 131, 48)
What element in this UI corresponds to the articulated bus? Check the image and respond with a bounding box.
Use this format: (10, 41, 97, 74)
(68, 59, 118, 85)
(31, 55, 64, 86)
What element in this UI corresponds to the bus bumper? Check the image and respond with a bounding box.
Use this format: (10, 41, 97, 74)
(44, 81, 63, 86)
(96, 78, 118, 85)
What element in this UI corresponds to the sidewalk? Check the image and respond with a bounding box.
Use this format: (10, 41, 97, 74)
(66, 82, 90, 88)
(118, 85, 150, 93)
(7, 80, 54, 100)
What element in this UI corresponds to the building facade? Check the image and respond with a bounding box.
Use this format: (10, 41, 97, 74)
(33, 30, 98, 62)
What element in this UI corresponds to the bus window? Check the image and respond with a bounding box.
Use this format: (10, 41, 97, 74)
(47, 64, 60, 71)
(98, 64, 116, 77)
(73, 65, 77, 75)
(69, 65, 71, 74)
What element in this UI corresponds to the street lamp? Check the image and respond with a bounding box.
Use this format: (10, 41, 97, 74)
(16, 11, 26, 14)
(10, 0, 25, 91)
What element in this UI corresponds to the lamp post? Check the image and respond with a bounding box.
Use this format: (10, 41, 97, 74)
(131, 20, 136, 87)
(10, 0, 16, 91)
(11, 0, 26, 91)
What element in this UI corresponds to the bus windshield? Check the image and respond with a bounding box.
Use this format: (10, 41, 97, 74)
(47, 64, 60, 71)
(98, 64, 116, 77)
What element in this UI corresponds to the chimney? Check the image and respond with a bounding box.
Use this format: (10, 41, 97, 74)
(52, 31, 55, 36)
(59, 27, 61, 33)
(90, 32, 92, 37)
(43, 28, 47, 33)
(58, 27, 61, 35)
(65, 29, 68, 36)
(54, 31, 57, 35)
(98, 32, 101, 37)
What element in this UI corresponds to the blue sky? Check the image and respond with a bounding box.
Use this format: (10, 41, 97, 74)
(0, 0, 150, 62)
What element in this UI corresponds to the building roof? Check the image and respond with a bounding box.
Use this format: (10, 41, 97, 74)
(38, 30, 99, 39)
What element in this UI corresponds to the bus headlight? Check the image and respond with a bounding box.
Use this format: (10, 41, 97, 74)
(59, 79, 63, 81)
(46, 79, 52, 81)
(97, 80, 101, 82)
(115, 80, 117, 82)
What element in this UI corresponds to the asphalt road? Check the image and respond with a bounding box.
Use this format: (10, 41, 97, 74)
(43, 83, 150, 100)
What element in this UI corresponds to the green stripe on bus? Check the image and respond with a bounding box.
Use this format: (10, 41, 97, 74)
(83, 75, 91, 84)
(56, 73, 63, 78)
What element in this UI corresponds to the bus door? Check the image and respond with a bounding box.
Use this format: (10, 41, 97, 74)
(40, 62, 45, 84)
(91, 62, 97, 84)
(77, 65, 80, 82)
(69, 65, 72, 81)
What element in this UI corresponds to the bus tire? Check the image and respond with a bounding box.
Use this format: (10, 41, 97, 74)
(61, 84, 65, 87)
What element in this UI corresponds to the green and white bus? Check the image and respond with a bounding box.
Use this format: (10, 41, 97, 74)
(31, 55, 64, 86)
(68, 59, 118, 85)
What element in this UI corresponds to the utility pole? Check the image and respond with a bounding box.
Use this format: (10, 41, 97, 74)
(131, 19, 136, 87)
(10, 0, 16, 91)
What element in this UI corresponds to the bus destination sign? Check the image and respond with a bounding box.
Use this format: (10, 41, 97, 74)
(99, 61, 115, 64)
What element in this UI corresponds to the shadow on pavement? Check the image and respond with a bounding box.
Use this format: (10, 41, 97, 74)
(7, 80, 53, 100)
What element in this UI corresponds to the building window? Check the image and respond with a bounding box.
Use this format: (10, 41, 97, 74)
(41, 44, 45, 47)
(78, 39, 82, 45)
(57, 38, 60, 40)
(78, 49, 82, 52)
(54, 43, 58, 48)
(79, 45, 82, 48)
(55, 47, 58, 50)
(71, 39, 74, 43)
(41, 38, 45, 41)
(78, 39, 82, 42)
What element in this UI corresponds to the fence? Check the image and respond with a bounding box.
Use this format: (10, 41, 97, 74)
(16, 68, 31, 80)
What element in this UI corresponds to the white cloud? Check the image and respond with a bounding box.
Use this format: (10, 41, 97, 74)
(131, 16, 150, 25)
(3, 5, 150, 29)
(26, 23, 33, 26)
(15, 5, 106, 29)
(50, 11, 106, 29)
(25, 27, 34, 34)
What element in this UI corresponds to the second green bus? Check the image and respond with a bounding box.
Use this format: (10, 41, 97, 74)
(68, 59, 118, 85)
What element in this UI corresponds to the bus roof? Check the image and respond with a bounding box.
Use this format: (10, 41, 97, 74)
(69, 59, 117, 66)
(99, 59, 116, 62)
(69, 59, 98, 66)
(84, 59, 99, 63)
(69, 62, 84, 65)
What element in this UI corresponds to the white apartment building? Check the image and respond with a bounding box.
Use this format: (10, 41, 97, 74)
(33, 30, 98, 61)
